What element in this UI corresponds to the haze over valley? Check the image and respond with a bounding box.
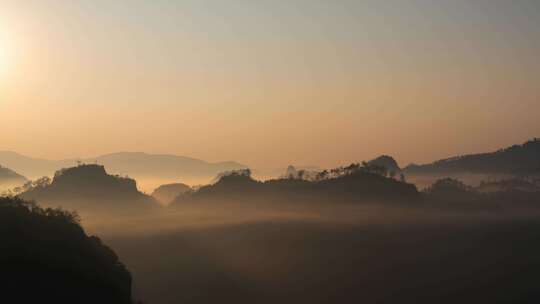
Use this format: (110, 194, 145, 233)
(2, 1, 540, 303)
(0, 151, 247, 191)
(1, 138, 539, 303)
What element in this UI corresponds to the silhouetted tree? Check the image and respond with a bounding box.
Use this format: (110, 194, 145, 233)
(297, 170, 306, 180)
(315, 170, 329, 181)
(173, 161, 420, 205)
(0, 197, 133, 303)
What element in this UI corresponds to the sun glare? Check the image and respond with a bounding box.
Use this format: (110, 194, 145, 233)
(0, 30, 13, 78)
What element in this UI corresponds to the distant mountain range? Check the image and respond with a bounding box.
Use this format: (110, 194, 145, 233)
(0, 151, 247, 186)
(151, 183, 192, 205)
(2, 138, 539, 191)
(404, 139, 540, 176)
(0, 165, 27, 190)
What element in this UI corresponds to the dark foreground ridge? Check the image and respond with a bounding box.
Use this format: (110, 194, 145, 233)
(0, 197, 133, 304)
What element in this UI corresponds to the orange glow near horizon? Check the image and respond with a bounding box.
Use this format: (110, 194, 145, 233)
(0, 1, 539, 170)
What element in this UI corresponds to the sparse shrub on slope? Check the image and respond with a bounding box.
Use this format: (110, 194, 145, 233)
(173, 164, 419, 205)
(0, 197, 133, 304)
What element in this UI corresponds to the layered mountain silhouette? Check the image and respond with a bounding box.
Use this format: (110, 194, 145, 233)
(421, 176, 540, 208)
(20, 164, 157, 213)
(0, 197, 133, 303)
(173, 164, 419, 205)
(477, 178, 540, 193)
(0, 151, 74, 179)
(152, 182, 192, 205)
(0, 165, 27, 190)
(405, 139, 540, 177)
(89, 152, 247, 182)
(0, 151, 247, 185)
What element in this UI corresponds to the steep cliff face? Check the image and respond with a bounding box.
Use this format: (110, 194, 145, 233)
(20, 164, 157, 212)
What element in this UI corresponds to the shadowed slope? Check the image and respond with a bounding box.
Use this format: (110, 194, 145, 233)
(173, 166, 419, 205)
(405, 139, 540, 176)
(20, 164, 157, 213)
(0, 197, 133, 304)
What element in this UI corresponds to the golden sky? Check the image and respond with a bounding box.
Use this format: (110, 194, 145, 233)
(1, 0, 539, 169)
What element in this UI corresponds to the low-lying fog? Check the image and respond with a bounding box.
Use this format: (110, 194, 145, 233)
(72, 199, 540, 304)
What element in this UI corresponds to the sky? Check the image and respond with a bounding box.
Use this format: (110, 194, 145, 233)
(0, 0, 539, 169)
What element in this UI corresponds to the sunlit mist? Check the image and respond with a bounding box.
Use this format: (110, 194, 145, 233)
(0, 33, 8, 78)
(0, 0, 539, 168)
(1, 2, 540, 304)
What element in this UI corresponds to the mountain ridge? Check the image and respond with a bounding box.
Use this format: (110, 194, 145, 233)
(19, 164, 157, 213)
(403, 138, 540, 176)
(0, 151, 247, 186)
(0, 165, 28, 190)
